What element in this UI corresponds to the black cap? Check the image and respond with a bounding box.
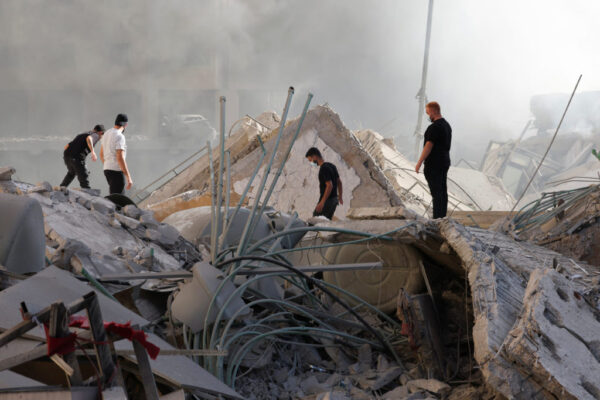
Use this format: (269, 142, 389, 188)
(93, 124, 105, 132)
(115, 113, 128, 126)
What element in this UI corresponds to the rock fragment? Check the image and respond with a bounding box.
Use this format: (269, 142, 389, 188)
(0, 166, 15, 181)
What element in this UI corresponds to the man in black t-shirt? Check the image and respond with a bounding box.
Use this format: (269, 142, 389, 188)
(415, 102, 452, 219)
(305, 147, 343, 220)
(60, 124, 105, 189)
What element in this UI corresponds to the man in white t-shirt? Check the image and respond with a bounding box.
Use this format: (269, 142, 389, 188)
(100, 113, 133, 194)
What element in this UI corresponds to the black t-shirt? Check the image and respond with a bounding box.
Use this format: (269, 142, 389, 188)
(65, 132, 97, 158)
(318, 162, 339, 200)
(423, 118, 452, 168)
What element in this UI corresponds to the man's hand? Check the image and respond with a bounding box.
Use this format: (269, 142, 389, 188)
(415, 161, 422, 174)
(339, 197, 343, 205)
(315, 202, 324, 213)
(91, 153, 97, 162)
(126, 177, 133, 190)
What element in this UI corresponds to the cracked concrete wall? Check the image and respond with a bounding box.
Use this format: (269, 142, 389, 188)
(356, 129, 514, 214)
(234, 128, 361, 220)
(229, 106, 404, 220)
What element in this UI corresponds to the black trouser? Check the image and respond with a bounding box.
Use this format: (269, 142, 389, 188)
(424, 165, 449, 219)
(104, 170, 125, 194)
(313, 196, 338, 220)
(60, 154, 90, 189)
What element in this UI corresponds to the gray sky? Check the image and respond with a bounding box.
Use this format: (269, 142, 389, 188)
(1, 0, 598, 163)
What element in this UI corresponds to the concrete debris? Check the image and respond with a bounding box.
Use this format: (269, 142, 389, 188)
(480, 108, 600, 199)
(141, 111, 280, 208)
(406, 379, 451, 395)
(512, 184, 600, 266)
(504, 268, 600, 400)
(1, 106, 598, 400)
(356, 129, 515, 215)
(439, 219, 600, 399)
(27, 181, 53, 194)
(147, 189, 243, 222)
(0, 193, 45, 274)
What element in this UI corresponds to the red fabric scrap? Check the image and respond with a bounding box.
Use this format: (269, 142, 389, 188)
(68, 316, 160, 360)
(44, 324, 77, 356)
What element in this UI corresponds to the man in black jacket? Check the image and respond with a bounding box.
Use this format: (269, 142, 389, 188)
(306, 147, 343, 220)
(415, 101, 452, 219)
(60, 124, 105, 189)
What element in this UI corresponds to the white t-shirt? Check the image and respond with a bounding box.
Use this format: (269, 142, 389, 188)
(102, 127, 127, 171)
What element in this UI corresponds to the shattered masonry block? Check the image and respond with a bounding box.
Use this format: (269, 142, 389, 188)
(28, 181, 53, 194)
(0, 166, 16, 181)
(0, 193, 45, 274)
(27, 192, 54, 208)
(114, 213, 141, 230)
(145, 229, 161, 242)
(123, 204, 142, 219)
(406, 379, 451, 395)
(140, 211, 159, 228)
(157, 223, 180, 246)
(78, 188, 101, 197)
(49, 190, 68, 203)
(108, 218, 121, 228)
(504, 268, 600, 400)
(50, 238, 92, 270)
(91, 197, 116, 215)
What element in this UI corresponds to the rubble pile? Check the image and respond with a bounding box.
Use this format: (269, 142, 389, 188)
(1, 172, 200, 282)
(142, 111, 281, 210)
(356, 129, 514, 215)
(1, 104, 600, 399)
(510, 184, 600, 266)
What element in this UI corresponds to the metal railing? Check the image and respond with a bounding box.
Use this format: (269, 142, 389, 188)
(131, 145, 208, 204)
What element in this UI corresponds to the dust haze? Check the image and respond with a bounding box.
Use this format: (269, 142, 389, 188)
(0, 0, 598, 186)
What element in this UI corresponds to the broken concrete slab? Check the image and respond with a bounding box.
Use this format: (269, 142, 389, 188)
(439, 219, 600, 399)
(142, 111, 280, 208)
(27, 181, 52, 194)
(0, 193, 45, 274)
(114, 212, 141, 230)
(228, 106, 403, 220)
(504, 268, 600, 400)
(381, 385, 409, 399)
(90, 197, 116, 215)
(356, 129, 514, 216)
(145, 190, 243, 222)
(123, 204, 142, 219)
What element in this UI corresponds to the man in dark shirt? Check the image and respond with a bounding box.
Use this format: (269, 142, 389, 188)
(415, 102, 452, 219)
(60, 124, 105, 189)
(305, 147, 343, 220)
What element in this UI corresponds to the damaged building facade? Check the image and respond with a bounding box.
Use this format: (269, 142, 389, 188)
(1, 90, 600, 400)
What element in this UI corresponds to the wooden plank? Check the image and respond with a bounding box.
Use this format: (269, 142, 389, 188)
(82, 292, 115, 386)
(131, 325, 160, 400)
(0, 296, 90, 348)
(48, 303, 82, 385)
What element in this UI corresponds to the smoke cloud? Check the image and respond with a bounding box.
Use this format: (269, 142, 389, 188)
(0, 0, 598, 185)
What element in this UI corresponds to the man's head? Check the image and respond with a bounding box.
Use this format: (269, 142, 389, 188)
(93, 124, 105, 136)
(115, 113, 128, 129)
(305, 147, 323, 166)
(425, 101, 441, 122)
